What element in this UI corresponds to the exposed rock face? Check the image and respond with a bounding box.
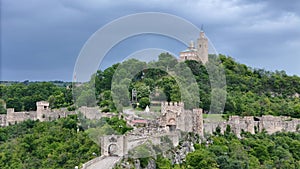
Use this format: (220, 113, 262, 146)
(172, 141, 195, 165)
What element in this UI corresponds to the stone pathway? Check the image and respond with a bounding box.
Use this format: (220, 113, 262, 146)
(87, 156, 120, 169)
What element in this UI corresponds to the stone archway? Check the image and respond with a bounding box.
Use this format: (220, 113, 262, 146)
(108, 144, 118, 156)
(167, 118, 176, 132)
(168, 118, 176, 125)
(101, 135, 126, 157)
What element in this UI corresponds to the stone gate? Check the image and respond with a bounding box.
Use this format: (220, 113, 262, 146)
(100, 135, 127, 156)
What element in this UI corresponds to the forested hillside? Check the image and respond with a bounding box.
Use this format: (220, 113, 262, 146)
(1, 53, 299, 118)
(0, 82, 73, 113)
(219, 55, 300, 118)
(0, 53, 300, 168)
(153, 130, 300, 169)
(93, 53, 300, 118)
(0, 115, 99, 169)
(0, 112, 133, 169)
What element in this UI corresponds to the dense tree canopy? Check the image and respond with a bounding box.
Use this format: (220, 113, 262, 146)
(92, 53, 300, 117)
(0, 115, 99, 169)
(0, 82, 73, 112)
(164, 131, 300, 169)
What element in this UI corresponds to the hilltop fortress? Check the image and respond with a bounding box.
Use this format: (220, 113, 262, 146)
(1, 101, 299, 138)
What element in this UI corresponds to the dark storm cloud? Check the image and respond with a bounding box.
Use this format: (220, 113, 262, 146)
(1, 0, 300, 81)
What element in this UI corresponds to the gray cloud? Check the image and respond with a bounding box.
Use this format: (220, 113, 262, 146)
(1, 0, 300, 81)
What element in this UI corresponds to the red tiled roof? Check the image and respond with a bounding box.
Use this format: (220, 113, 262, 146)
(132, 120, 147, 124)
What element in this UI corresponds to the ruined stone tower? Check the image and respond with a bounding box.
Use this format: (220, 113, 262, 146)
(192, 108, 204, 136)
(160, 102, 184, 132)
(36, 101, 50, 122)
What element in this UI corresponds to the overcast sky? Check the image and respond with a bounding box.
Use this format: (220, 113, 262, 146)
(1, 0, 300, 81)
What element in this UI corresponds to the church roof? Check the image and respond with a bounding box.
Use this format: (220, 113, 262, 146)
(181, 48, 197, 53)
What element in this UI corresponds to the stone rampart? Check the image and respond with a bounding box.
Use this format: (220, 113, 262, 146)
(204, 115, 300, 137)
(6, 108, 36, 125)
(78, 106, 103, 120)
(0, 114, 7, 127)
(0, 102, 113, 127)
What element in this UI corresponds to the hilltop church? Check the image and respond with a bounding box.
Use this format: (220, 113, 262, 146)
(178, 30, 209, 64)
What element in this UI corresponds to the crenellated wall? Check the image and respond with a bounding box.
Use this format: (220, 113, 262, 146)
(159, 102, 204, 136)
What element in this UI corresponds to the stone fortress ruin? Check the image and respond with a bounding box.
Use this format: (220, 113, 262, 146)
(158, 102, 203, 136)
(0, 101, 71, 126)
(205, 115, 300, 138)
(1, 101, 300, 137)
(1, 100, 300, 169)
(157, 101, 300, 138)
(83, 101, 300, 168)
(0, 101, 115, 127)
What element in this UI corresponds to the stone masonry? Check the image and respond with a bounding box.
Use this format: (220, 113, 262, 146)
(204, 115, 300, 137)
(1, 101, 299, 140)
(0, 101, 116, 127)
(159, 102, 204, 136)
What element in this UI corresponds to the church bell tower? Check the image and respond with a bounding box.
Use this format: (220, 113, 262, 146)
(197, 30, 209, 64)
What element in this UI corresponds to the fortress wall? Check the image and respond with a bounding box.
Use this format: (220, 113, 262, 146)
(51, 109, 76, 118)
(204, 122, 226, 135)
(192, 109, 203, 136)
(2, 101, 300, 139)
(176, 111, 185, 131)
(233, 116, 255, 134)
(204, 115, 300, 136)
(282, 119, 300, 132)
(179, 110, 193, 132)
(78, 107, 103, 120)
(0, 114, 7, 127)
(7, 110, 36, 125)
(1, 102, 116, 127)
(38, 111, 75, 121)
(259, 115, 285, 133)
(161, 102, 184, 115)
